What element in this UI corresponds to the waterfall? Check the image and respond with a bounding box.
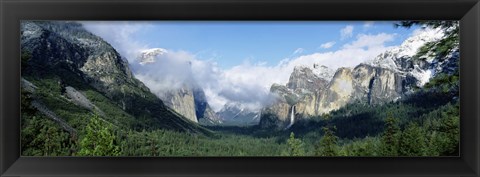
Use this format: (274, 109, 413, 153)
(285, 105, 295, 129)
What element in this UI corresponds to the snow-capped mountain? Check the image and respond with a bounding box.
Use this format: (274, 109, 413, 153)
(287, 65, 330, 94)
(363, 27, 447, 86)
(137, 48, 168, 65)
(312, 64, 335, 81)
(217, 103, 261, 126)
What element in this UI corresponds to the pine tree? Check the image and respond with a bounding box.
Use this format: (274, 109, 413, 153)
(22, 116, 72, 156)
(79, 114, 120, 156)
(315, 126, 339, 156)
(286, 132, 305, 156)
(42, 126, 60, 156)
(439, 106, 460, 155)
(399, 123, 427, 156)
(381, 112, 400, 156)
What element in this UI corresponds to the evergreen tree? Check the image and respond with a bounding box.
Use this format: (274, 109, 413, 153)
(348, 137, 381, 156)
(79, 114, 120, 156)
(315, 126, 339, 156)
(380, 112, 400, 156)
(399, 123, 427, 156)
(286, 132, 305, 156)
(438, 107, 460, 155)
(394, 21, 458, 29)
(424, 131, 443, 156)
(22, 116, 72, 156)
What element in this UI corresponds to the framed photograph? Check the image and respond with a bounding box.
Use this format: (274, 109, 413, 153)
(1, 0, 479, 176)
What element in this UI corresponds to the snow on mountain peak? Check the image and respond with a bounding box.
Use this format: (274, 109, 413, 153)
(397, 27, 445, 56)
(363, 27, 445, 87)
(364, 27, 444, 69)
(221, 102, 244, 111)
(137, 48, 168, 65)
(293, 63, 335, 81)
(312, 63, 335, 81)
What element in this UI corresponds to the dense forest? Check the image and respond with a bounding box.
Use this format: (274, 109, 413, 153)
(20, 21, 459, 157)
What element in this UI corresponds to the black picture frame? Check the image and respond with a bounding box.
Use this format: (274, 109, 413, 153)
(1, 0, 479, 176)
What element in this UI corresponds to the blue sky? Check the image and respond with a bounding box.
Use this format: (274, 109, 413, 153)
(81, 21, 423, 111)
(86, 21, 418, 69)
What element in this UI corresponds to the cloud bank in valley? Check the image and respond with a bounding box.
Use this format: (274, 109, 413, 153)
(82, 22, 413, 112)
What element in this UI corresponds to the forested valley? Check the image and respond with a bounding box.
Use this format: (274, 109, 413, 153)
(20, 21, 459, 157)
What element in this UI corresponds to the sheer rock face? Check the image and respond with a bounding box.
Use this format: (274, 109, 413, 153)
(286, 67, 329, 117)
(136, 49, 221, 125)
(295, 93, 318, 118)
(158, 87, 198, 123)
(264, 98, 291, 122)
(317, 67, 355, 115)
(157, 87, 221, 124)
(193, 88, 222, 125)
(262, 67, 330, 123)
(261, 65, 417, 128)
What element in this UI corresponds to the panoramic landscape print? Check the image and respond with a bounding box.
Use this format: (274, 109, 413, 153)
(21, 21, 459, 156)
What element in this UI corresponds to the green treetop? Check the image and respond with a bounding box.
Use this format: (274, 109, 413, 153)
(79, 114, 120, 156)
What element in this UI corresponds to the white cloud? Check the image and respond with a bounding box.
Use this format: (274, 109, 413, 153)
(81, 21, 152, 61)
(132, 50, 198, 92)
(292, 48, 305, 55)
(319, 41, 336, 49)
(343, 33, 396, 50)
(131, 50, 279, 112)
(340, 25, 354, 40)
(204, 33, 397, 111)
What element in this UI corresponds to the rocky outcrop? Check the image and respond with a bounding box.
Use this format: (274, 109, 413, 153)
(199, 106, 223, 125)
(316, 67, 355, 114)
(262, 66, 330, 123)
(64, 86, 95, 111)
(317, 65, 417, 114)
(287, 66, 329, 92)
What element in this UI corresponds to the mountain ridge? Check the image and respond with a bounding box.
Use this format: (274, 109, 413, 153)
(21, 21, 209, 134)
(260, 26, 459, 129)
